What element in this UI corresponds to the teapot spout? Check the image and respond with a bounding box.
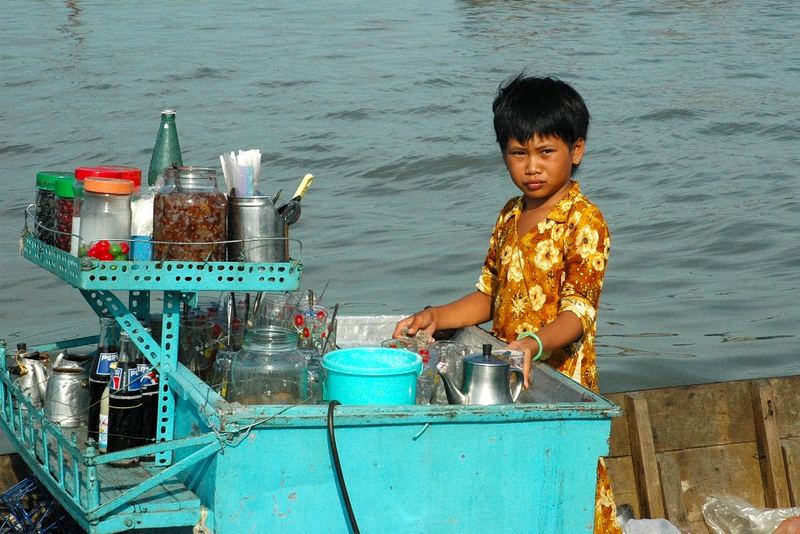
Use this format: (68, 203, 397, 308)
(438, 369, 467, 405)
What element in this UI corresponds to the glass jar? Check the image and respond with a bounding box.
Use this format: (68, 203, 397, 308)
(54, 175, 76, 252)
(35, 171, 70, 245)
(71, 168, 91, 255)
(72, 166, 141, 256)
(228, 326, 307, 405)
(79, 177, 134, 257)
(152, 167, 227, 261)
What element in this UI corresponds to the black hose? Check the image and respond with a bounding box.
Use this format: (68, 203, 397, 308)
(327, 400, 360, 534)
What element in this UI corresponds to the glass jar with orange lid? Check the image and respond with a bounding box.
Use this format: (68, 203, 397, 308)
(79, 177, 134, 259)
(72, 166, 141, 256)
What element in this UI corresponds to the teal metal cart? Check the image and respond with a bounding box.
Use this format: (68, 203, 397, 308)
(0, 233, 620, 533)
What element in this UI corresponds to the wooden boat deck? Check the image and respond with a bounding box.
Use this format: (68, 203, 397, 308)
(605, 374, 800, 533)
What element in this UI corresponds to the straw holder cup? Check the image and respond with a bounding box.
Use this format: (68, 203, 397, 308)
(227, 195, 288, 262)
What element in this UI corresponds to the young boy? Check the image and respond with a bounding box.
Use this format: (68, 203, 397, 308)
(392, 74, 619, 533)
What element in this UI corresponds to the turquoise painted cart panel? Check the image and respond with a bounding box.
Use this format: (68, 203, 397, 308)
(170, 319, 619, 533)
(5, 231, 619, 532)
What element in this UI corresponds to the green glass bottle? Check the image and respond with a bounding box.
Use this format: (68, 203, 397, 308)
(147, 110, 183, 186)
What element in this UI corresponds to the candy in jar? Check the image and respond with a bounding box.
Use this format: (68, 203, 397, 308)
(54, 175, 76, 252)
(35, 171, 70, 245)
(79, 177, 134, 259)
(152, 166, 227, 261)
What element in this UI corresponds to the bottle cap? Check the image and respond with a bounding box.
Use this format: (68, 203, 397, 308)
(95, 166, 142, 189)
(54, 175, 76, 198)
(74, 166, 142, 189)
(37, 171, 72, 190)
(75, 167, 103, 181)
(84, 177, 135, 195)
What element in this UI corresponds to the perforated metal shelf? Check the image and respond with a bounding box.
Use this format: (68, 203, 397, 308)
(22, 235, 301, 292)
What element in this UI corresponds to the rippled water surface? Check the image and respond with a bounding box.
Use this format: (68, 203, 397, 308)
(1, 1, 798, 392)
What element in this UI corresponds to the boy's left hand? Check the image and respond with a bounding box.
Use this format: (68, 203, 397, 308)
(504, 337, 537, 388)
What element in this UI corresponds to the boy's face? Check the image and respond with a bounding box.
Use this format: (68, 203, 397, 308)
(503, 134, 585, 208)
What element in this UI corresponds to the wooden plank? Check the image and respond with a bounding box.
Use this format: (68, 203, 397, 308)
(771, 376, 800, 438)
(751, 380, 792, 508)
(608, 381, 756, 455)
(646, 381, 755, 452)
(657, 453, 691, 532)
(656, 442, 765, 532)
(604, 455, 641, 519)
(605, 392, 631, 457)
(625, 393, 665, 518)
(782, 437, 800, 507)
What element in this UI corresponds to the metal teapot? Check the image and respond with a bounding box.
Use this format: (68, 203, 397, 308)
(438, 344, 524, 405)
(12, 350, 51, 408)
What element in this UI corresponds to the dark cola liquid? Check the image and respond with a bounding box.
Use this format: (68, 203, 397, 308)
(108, 367, 143, 467)
(138, 365, 159, 462)
(88, 346, 117, 441)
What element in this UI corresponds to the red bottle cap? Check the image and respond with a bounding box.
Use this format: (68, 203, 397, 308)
(74, 166, 142, 189)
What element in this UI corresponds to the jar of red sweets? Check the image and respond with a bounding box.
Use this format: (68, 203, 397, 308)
(79, 177, 134, 259)
(53, 175, 76, 252)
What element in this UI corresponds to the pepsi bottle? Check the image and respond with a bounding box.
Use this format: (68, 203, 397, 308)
(135, 331, 159, 462)
(89, 317, 119, 442)
(107, 332, 143, 467)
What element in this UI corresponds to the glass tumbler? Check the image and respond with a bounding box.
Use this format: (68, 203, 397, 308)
(178, 318, 216, 381)
(430, 340, 469, 404)
(291, 305, 329, 356)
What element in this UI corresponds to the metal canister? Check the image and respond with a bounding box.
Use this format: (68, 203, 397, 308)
(227, 195, 288, 262)
(52, 351, 91, 371)
(44, 366, 90, 427)
(13, 352, 51, 408)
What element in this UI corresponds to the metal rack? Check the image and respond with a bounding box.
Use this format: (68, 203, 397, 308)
(0, 233, 302, 533)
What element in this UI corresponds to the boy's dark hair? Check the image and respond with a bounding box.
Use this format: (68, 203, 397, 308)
(492, 74, 590, 151)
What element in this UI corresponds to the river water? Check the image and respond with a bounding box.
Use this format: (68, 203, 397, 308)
(1, 1, 798, 393)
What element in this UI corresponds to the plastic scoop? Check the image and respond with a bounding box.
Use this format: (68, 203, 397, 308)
(278, 173, 313, 225)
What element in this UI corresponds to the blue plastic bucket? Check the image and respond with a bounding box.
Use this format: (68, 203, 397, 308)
(322, 347, 422, 405)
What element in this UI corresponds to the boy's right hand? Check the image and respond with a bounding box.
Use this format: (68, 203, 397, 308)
(393, 308, 437, 338)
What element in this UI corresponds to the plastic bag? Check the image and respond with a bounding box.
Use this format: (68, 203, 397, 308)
(702, 494, 800, 534)
(623, 518, 682, 534)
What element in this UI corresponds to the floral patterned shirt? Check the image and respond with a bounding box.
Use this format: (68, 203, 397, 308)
(476, 181, 611, 392)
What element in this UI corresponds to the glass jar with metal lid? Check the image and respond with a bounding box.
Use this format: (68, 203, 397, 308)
(79, 177, 134, 258)
(227, 326, 307, 405)
(152, 166, 227, 261)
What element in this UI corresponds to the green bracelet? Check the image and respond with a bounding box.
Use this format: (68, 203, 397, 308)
(516, 331, 544, 361)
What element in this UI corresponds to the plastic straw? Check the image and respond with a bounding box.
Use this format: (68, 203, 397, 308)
(219, 149, 262, 196)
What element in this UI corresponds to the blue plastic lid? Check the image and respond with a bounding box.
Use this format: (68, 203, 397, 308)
(323, 347, 422, 376)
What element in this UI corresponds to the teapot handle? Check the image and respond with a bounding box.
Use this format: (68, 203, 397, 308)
(510, 367, 525, 403)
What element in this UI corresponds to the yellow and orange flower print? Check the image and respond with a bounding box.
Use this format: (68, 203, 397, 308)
(476, 181, 611, 393)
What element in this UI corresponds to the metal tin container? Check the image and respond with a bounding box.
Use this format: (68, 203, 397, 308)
(44, 366, 90, 427)
(13, 352, 51, 408)
(226, 195, 288, 262)
(52, 351, 91, 371)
